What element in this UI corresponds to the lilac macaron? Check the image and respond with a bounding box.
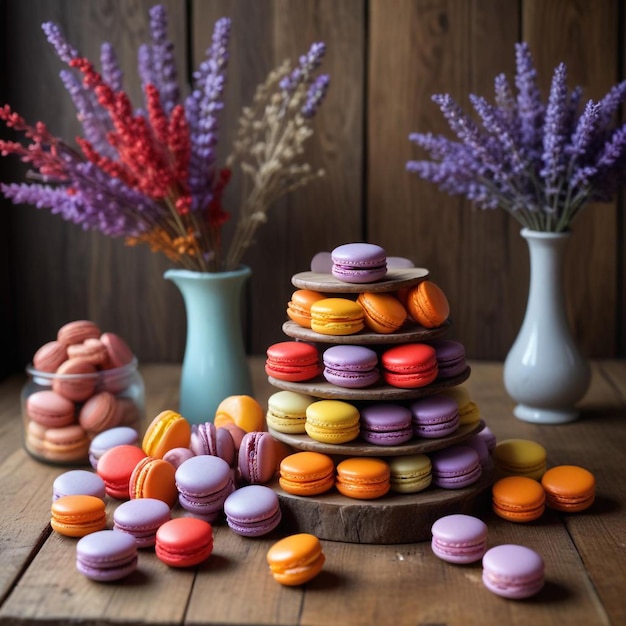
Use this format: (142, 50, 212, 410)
(428, 339, 467, 379)
(431, 445, 482, 489)
(323, 345, 380, 389)
(476, 425, 497, 455)
(175, 455, 234, 521)
(359, 403, 413, 446)
(76, 529, 138, 582)
(238, 431, 278, 485)
(223, 484, 282, 537)
(331, 243, 387, 283)
(431, 514, 488, 564)
(482, 544, 545, 599)
(410, 396, 460, 439)
(113, 497, 172, 548)
(52, 469, 107, 501)
(88, 426, 139, 469)
(190, 422, 236, 465)
(465, 433, 494, 470)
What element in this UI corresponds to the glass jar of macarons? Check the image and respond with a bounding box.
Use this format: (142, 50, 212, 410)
(21, 320, 145, 466)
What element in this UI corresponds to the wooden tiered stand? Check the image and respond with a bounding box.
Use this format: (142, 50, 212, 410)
(267, 269, 493, 544)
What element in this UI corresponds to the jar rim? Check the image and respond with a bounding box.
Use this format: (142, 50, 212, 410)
(25, 357, 139, 382)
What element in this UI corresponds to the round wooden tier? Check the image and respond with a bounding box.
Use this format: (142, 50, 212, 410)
(272, 470, 493, 544)
(291, 268, 428, 293)
(268, 366, 470, 401)
(268, 420, 483, 458)
(282, 319, 452, 345)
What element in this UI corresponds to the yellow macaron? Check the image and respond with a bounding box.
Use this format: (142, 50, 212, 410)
(142, 410, 191, 459)
(310, 298, 364, 336)
(305, 400, 360, 444)
(439, 385, 481, 426)
(493, 439, 547, 480)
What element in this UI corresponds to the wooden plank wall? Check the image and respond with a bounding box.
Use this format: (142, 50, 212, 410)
(0, 0, 624, 375)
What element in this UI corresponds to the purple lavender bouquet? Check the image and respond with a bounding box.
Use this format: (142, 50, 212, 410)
(0, 5, 330, 272)
(407, 42, 626, 232)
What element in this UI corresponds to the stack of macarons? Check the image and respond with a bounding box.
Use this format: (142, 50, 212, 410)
(24, 320, 142, 464)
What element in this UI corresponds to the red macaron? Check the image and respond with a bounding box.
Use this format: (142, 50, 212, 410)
(381, 343, 438, 388)
(265, 341, 322, 382)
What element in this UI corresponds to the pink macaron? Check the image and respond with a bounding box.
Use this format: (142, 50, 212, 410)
(431, 514, 488, 564)
(52, 357, 98, 402)
(26, 390, 75, 428)
(67, 338, 109, 367)
(100, 332, 135, 369)
(79, 391, 121, 435)
(223, 484, 282, 537)
(430, 445, 482, 489)
(322, 345, 381, 388)
(359, 403, 413, 446)
(32, 341, 68, 372)
(57, 320, 101, 346)
(410, 396, 460, 439)
(238, 431, 278, 485)
(482, 544, 545, 599)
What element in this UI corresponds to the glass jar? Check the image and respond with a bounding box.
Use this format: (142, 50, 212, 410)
(21, 359, 145, 465)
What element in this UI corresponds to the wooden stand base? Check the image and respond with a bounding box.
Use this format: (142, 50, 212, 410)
(273, 471, 493, 544)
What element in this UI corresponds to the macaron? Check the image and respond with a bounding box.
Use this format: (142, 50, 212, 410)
(266, 390, 315, 434)
(129, 456, 178, 507)
(97, 444, 147, 500)
(43, 424, 91, 463)
(100, 332, 134, 368)
(190, 421, 236, 465)
(406, 280, 450, 328)
(76, 529, 138, 581)
(541, 465, 596, 512)
(238, 431, 277, 485)
(331, 242, 387, 283)
(310, 298, 365, 336)
(410, 395, 459, 439)
(279, 451, 335, 496)
(492, 476, 546, 522)
(310, 251, 332, 273)
(162, 447, 195, 468)
(335, 457, 391, 499)
(431, 514, 488, 564)
(267, 533, 325, 586)
(265, 341, 322, 382)
(26, 390, 75, 429)
(155, 517, 214, 568)
(356, 291, 407, 334)
(67, 338, 109, 367)
(359, 403, 413, 446)
(57, 320, 102, 345)
(50, 494, 107, 537)
(465, 433, 494, 470)
(79, 391, 120, 435)
(52, 357, 98, 402)
(322, 345, 380, 389)
(223, 484, 282, 537)
(52, 469, 106, 501)
(32, 341, 68, 372)
(381, 343, 438, 388)
(175, 454, 234, 520)
(431, 445, 482, 489)
(287, 289, 327, 328)
(113, 497, 173, 548)
(482, 544, 545, 599)
(428, 339, 467, 379)
(142, 410, 191, 459)
(88, 426, 140, 469)
(476, 425, 497, 454)
(305, 400, 360, 444)
(214, 395, 266, 433)
(387, 454, 432, 493)
(493, 439, 547, 480)
(439, 385, 481, 426)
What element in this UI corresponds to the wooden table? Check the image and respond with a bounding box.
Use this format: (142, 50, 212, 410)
(0, 358, 624, 626)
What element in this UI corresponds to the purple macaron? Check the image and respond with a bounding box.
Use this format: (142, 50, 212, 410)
(430, 445, 482, 489)
(52, 469, 106, 501)
(359, 403, 413, 446)
(476, 425, 497, 454)
(88, 426, 139, 469)
(410, 396, 460, 439)
(482, 544, 545, 599)
(76, 530, 138, 582)
(113, 497, 172, 548)
(331, 243, 387, 283)
(175, 455, 234, 521)
(431, 514, 488, 564)
(323, 345, 380, 388)
(223, 484, 282, 537)
(238, 431, 278, 485)
(190, 422, 236, 466)
(428, 339, 467, 379)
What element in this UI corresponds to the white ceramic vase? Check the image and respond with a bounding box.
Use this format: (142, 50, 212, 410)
(503, 228, 590, 424)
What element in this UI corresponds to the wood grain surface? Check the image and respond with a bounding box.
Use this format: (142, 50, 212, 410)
(1, 0, 625, 373)
(0, 358, 624, 625)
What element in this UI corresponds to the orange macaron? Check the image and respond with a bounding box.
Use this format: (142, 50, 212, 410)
(50, 494, 107, 537)
(279, 451, 335, 496)
(406, 280, 450, 328)
(356, 292, 407, 334)
(492, 476, 546, 522)
(267, 533, 325, 586)
(129, 456, 178, 507)
(287, 289, 327, 328)
(335, 457, 391, 500)
(541, 465, 596, 512)
(214, 395, 266, 433)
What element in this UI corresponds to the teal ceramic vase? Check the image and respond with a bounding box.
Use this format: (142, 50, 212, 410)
(164, 265, 253, 424)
